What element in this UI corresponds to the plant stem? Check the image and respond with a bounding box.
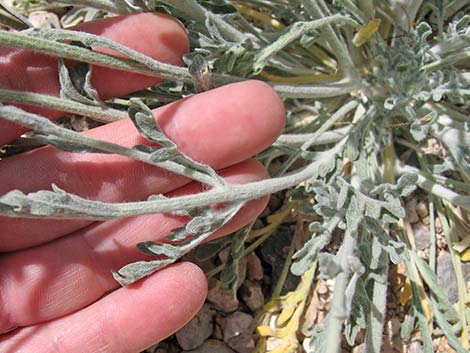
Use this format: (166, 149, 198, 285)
(254, 14, 357, 71)
(275, 126, 350, 146)
(396, 164, 470, 211)
(0, 29, 191, 82)
(325, 229, 357, 353)
(0, 105, 220, 187)
(0, 89, 127, 123)
(300, 0, 359, 77)
(0, 140, 344, 219)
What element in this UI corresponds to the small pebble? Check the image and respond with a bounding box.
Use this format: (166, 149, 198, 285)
(183, 339, 236, 353)
(240, 280, 265, 312)
(412, 222, 430, 251)
(437, 252, 470, 303)
(223, 312, 253, 342)
(246, 253, 264, 281)
(207, 279, 239, 313)
(352, 343, 364, 353)
(409, 341, 423, 353)
(435, 218, 443, 233)
(416, 201, 429, 218)
(176, 304, 214, 351)
(226, 333, 255, 353)
(406, 199, 420, 224)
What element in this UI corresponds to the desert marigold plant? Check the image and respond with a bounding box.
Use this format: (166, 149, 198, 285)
(0, 0, 469, 352)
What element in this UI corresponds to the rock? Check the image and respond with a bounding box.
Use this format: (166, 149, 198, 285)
(207, 279, 239, 313)
(351, 343, 364, 353)
(226, 333, 255, 353)
(408, 341, 423, 353)
(246, 253, 264, 281)
(416, 201, 429, 219)
(223, 312, 253, 342)
(240, 280, 265, 312)
(213, 314, 225, 340)
(435, 217, 443, 234)
(412, 223, 430, 251)
(183, 339, 235, 353)
(437, 252, 470, 303)
(405, 199, 420, 224)
(176, 304, 214, 351)
(422, 216, 430, 225)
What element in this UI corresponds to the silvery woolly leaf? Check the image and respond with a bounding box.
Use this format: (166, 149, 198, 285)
(433, 302, 469, 353)
(30, 134, 110, 154)
(149, 147, 180, 163)
(112, 259, 172, 286)
(344, 278, 369, 345)
(291, 232, 331, 276)
(137, 241, 182, 258)
(384, 96, 397, 110)
(410, 121, 429, 142)
(147, 194, 167, 201)
(400, 312, 416, 341)
(395, 173, 418, 197)
(363, 217, 388, 241)
(416, 22, 432, 43)
(128, 98, 174, 147)
(387, 243, 404, 265)
(318, 253, 341, 278)
(336, 177, 350, 210)
(346, 195, 365, 232)
(370, 236, 385, 270)
(309, 221, 325, 233)
(188, 54, 212, 92)
(58, 59, 103, 106)
(186, 215, 214, 235)
(364, 200, 382, 219)
(412, 252, 459, 323)
(0, 185, 116, 219)
(383, 200, 405, 221)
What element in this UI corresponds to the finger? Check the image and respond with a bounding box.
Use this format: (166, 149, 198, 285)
(0, 80, 285, 251)
(0, 159, 268, 332)
(0, 262, 207, 353)
(0, 12, 189, 145)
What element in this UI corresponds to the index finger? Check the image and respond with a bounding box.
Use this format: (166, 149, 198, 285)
(0, 12, 189, 145)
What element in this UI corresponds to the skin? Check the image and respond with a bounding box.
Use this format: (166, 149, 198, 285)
(0, 13, 285, 353)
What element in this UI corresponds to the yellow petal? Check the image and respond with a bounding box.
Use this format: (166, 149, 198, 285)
(353, 19, 381, 47)
(461, 249, 470, 262)
(400, 277, 413, 305)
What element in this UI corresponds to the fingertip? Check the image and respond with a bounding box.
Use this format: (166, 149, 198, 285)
(242, 79, 286, 139)
(157, 80, 286, 168)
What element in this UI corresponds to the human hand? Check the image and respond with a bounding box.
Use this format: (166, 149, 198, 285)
(0, 13, 285, 353)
